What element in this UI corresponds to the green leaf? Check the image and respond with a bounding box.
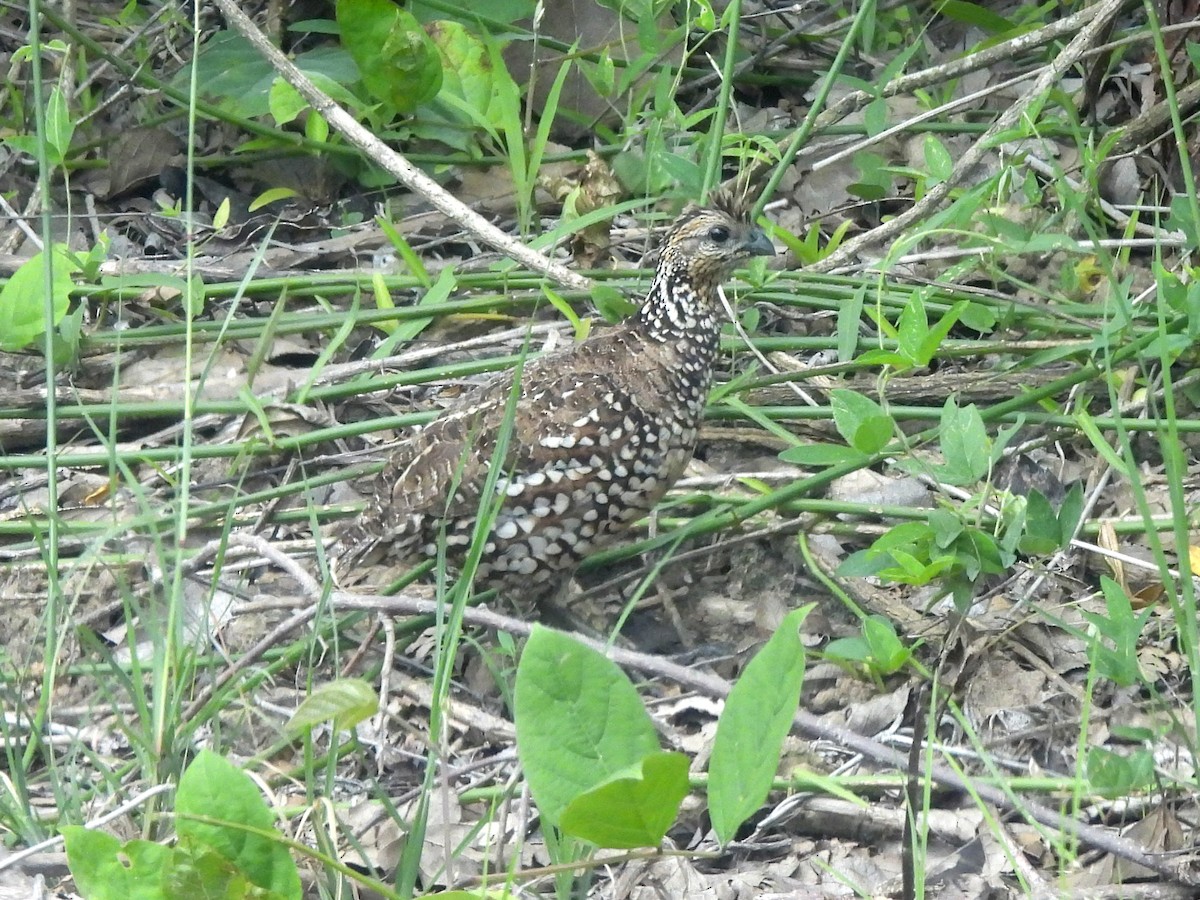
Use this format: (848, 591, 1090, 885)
(1084, 577, 1152, 687)
(937, 398, 990, 485)
(862, 616, 910, 673)
(830, 389, 893, 455)
(1085, 746, 1155, 799)
(188, 32, 357, 119)
(268, 77, 309, 125)
(45, 85, 75, 165)
(176, 751, 302, 900)
(836, 548, 891, 578)
(1018, 490, 1060, 555)
(287, 678, 379, 734)
(55, 305, 85, 366)
(837, 284, 865, 363)
(922, 134, 952, 183)
(63, 828, 172, 900)
(936, 0, 1015, 34)
(164, 845, 257, 900)
(855, 348, 910, 368)
(1058, 482, 1084, 546)
(559, 751, 690, 848)
(591, 283, 637, 322)
(543, 286, 589, 341)
(709, 606, 812, 844)
(1168, 190, 1200, 249)
(0, 244, 78, 351)
(184, 276, 207, 318)
(368, 265, 457, 357)
(824, 635, 870, 663)
(249, 187, 300, 212)
(928, 507, 963, 549)
(1075, 411, 1131, 477)
(337, 0, 442, 113)
(958, 301, 997, 334)
(894, 292, 930, 366)
(916, 300, 965, 365)
(426, 21, 500, 128)
(212, 197, 231, 231)
(515, 627, 661, 826)
(377, 215, 432, 287)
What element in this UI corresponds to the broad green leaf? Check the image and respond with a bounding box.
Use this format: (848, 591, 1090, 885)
(923, 134, 952, 183)
(836, 548, 889, 578)
(928, 507, 964, 548)
(408, 0, 536, 25)
(709, 606, 812, 844)
(559, 751, 690, 848)
(824, 636, 870, 663)
(958, 301, 997, 334)
(830, 389, 893, 454)
(427, 21, 500, 127)
(184, 276, 207, 318)
(288, 678, 379, 734)
(1084, 577, 1152, 687)
(895, 293, 929, 365)
(862, 616, 910, 673)
(917, 300, 966, 364)
(63, 828, 171, 900)
(938, 398, 990, 485)
(1085, 746, 1155, 799)
(187, 32, 357, 119)
(1058, 482, 1084, 546)
(176, 750, 302, 900)
(855, 348, 911, 367)
(936, 0, 1015, 33)
(164, 846, 257, 900)
(337, 0, 442, 113)
(305, 109, 330, 142)
(592, 283, 638, 322)
(45, 85, 74, 165)
(268, 77, 309, 125)
(0, 244, 78, 351)
(1018, 489, 1060, 556)
(1167, 192, 1200, 250)
(515, 627, 661, 826)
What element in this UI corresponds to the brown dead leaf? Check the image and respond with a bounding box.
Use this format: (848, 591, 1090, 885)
(1098, 519, 1125, 591)
(235, 402, 327, 444)
(103, 126, 185, 199)
(570, 151, 623, 268)
(1071, 802, 1186, 887)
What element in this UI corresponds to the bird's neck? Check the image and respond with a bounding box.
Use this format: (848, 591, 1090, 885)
(634, 262, 721, 350)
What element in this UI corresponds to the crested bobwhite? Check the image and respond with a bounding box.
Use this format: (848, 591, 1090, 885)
(329, 192, 775, 601)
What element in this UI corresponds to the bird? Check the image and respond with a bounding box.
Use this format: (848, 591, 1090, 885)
(328, 191, 775, 607)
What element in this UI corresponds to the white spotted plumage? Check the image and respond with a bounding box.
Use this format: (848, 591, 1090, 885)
(329, 192, 775, 603)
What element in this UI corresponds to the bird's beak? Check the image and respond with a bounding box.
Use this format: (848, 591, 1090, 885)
(743, 228, 776, 257)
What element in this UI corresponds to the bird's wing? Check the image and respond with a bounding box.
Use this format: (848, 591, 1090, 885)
(368, 365, 664, 525)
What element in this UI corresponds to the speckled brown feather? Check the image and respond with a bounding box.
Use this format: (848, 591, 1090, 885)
(329, 196, 775, 598)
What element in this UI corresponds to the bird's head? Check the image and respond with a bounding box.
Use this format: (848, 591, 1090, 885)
(658, 189, 776, 286)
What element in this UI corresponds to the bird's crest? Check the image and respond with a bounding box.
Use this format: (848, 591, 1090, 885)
(669, 184, 755, 240)
(705, 185, 753, 223)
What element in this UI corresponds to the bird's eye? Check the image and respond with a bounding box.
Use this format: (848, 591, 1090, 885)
(708, 225, 731, 243)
